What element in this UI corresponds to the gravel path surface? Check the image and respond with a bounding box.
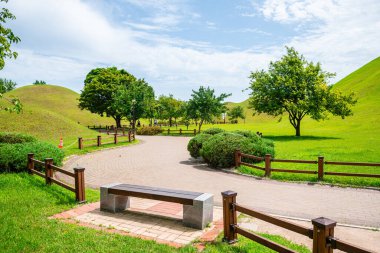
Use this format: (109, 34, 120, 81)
(63, 135, 380, 228)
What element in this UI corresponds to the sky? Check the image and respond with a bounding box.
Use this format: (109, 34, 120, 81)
(2, 0, 380, 102)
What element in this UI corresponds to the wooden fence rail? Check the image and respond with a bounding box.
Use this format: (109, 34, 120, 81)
(164, 128, 198, 135)
(78, 130, 136, 150)
(222, 191, 373, 253)
(235, 150, 380, 180)
(27, 153, 85, 203)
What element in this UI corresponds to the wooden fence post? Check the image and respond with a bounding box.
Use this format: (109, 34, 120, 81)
(312, 217, 336, 253)
(97, 135, 101, 147)
(128, 130, 131, 142)
(27, 153, 34, 174)
(318, 156, 324, 180)
(168, 129, 170, 135)
(44, 158, 53, 185)
(265, 154, 272, 177)
(221, 191, 238, 244)
(180, 128, 182, 135)
(122, 127, 125, 136)
(235, 150, 241, 168)
(78, 137, 83, 149)
(74, 167, 86, 203)
(114, 133, 118, 144)
(194, 129, 196, 135)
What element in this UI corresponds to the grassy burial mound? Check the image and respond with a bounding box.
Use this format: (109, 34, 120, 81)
(0, 85, 131, 155)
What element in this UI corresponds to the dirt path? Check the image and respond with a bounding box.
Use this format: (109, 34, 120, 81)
(63, 135, 380, 228)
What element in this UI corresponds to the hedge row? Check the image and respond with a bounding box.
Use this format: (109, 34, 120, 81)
(0, 132, 64, 173)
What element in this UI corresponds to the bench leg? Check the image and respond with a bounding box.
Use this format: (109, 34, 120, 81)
(183, 193, 213, 229)
(100, 183, 130, 213)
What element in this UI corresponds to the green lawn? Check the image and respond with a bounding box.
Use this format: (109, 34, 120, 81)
(0, 173, 310, 253)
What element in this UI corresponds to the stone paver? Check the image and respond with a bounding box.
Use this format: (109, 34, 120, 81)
(62, 135, 380, 228)
(51, 198, 223, 246)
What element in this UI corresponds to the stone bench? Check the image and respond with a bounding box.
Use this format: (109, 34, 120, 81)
(100, 183, 213, 229)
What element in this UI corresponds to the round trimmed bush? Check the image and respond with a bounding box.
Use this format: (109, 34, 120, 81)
(187, 133, 212, 158)
(202, 128, 225, 135)
(199, 131, 275, 168)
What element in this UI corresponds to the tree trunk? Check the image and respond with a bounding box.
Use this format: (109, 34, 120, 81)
(169, 117, 172, 127)
(114, 115, 122, 128)
(295, 119, 301, 136)
(198, 119, 204, 133)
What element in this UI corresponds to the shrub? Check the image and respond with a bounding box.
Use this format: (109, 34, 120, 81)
(136, 126, 162, 135)
(199, 132, 275, 168)
(0, 132, 37, 144)
(202, 128, 225, 135)
(0, 141, 64, 173)
(187, 133, 212, 158)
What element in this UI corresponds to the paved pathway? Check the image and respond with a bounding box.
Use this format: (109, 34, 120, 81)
(63, 135, 380, 228)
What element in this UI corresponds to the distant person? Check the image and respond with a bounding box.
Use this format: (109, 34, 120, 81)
(137, 120, 141, 127)
(154, 119, 158, 126)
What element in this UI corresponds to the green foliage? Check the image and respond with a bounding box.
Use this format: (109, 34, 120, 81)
(228, 105, 245, 123)
(203, 128, 225, 135)
(187, 86, 230, 132)
(157, 95, 183, 127)
(199, 132, 274, 168)
(33, 80, 47, 85)
(249, 47, 357, 136)
(136, 126, 162, 135)
(0, 140, 64, 173)
(0, 93, 22, 113)
(0, 78, 16, 93)
(0, 0, 21, 70)
(79, 67, 136, 127)
(113, 78, 155, 128)
(0, 132, 37, 144)
(187, 133, 212, 158)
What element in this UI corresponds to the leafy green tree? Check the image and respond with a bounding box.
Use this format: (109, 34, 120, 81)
(0, 1, 21, 113)
(33, 80, 47, 85)
(0, 0, 20, 71)
(79, 67, 136, 128)
(113, 79, 155, 129)
(187, 86, 230, 132)
(157, 95, 182, 127)
(249, 47, 357, 136)
(0, 78, 16, 93)
(228, 105, 245, 123)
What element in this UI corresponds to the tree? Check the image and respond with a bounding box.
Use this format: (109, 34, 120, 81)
(0, 0, 21, 113)
(0, 78, 16, 93)
(33, 80, 46, 85)
(187, 86, 230, 132)
(248, 47, 357, 136)
(0, 0, 20, 71)
(228, 105, 245, 123)
(113, 78, 155, 129)
(79, 67, 136, 128)
(157, 95, 182, 127)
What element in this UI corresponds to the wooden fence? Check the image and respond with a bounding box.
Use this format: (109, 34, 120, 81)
(163, 128, 198, 135)
(222, 191, 373, 253)
(235, 151, 380, 180)
(87, 125, 129, 130)
(78, 130, 136, 150)
(27, 153, 85, 203)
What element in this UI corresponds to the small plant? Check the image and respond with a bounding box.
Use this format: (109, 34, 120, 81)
(0, 132, 37, 144)
(136, 126, 162, 135)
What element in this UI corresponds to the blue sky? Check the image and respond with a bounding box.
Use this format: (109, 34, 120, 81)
(2, 0, 380, 102)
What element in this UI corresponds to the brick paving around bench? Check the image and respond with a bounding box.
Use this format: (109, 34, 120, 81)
(50, 198, 223, 248)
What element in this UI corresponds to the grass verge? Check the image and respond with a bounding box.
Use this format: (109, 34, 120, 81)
(0, 173, 310, 253)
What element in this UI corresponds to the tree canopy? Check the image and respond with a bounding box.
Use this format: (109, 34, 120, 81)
(187, 86, 230, 132)
(0, 0, 21, 113)
(248, 47, 356, 136)
(78, 67, 136, 127)
(157, 95, 183, 127)
(228, 105, 245, 123)
(113, 78, 155, 129)
(0, 78, 16, 93)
